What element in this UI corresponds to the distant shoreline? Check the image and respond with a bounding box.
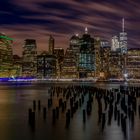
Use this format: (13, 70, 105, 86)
(0, 80, 140, 84)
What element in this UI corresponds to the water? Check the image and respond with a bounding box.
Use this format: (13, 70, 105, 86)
(0, 82, 140, 140)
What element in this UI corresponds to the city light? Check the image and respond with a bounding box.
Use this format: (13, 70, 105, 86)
(0, 19, 140, 82)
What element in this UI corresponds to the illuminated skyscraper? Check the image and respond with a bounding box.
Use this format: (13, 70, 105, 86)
(54, 48, 64, 78)
(0, 33, 13, 77)
(119, 18, 127, 80)
(61, 48, 77, 79)
(127, 48, 140, 79)
(12, 55, 22, 77)
(48, 35, 55, 55)
(109, 51, 122, 78)
(54, 48, 64, 57)
(100, 40, 111, 79)
(119, 18, 127, 54)
(78, 28, 95, 78)
(111, 36, 119, 51)
(22, 39, 37, 77)
(94, 37, 101, 77)
(37, 52, 56, 78)
(111, 19, 127, 54)
(70, 34, 80, 55)
(110, 19, 128, 79)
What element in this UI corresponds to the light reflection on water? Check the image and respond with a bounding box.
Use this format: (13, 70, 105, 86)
(0, 82, 139, 140)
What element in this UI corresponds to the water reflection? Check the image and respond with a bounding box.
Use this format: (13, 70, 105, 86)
(0, 82, 140, 140)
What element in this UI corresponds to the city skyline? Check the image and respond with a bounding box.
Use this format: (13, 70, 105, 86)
(0, 0, 140, 55)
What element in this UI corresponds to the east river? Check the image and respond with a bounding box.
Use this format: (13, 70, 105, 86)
(0, 82, 140, 140)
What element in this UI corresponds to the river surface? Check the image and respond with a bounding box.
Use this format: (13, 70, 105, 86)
(0, 82, 140, 140)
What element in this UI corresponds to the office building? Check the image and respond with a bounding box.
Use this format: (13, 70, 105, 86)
(109, 51, 122, 78)
(0, 33, 13, 77)
(61, 48, 77, 79)
(78, 28, 95, 78)
(127, 48, 140, 79)
(54, 48, 64, 78)
(48, 35, 55, 55)
(70, 34, 80, 55)
(94, 37, 101, 77)
(12, 55, 22, 77)
(37, 52, 56, 78)
(22, 39, 37, 77)
(100, 40, 111, 79)
(119, 18, 127, 54)
(111, 36, 119, 51)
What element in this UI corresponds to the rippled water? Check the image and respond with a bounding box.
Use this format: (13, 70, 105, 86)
(0, 82, 140, 140)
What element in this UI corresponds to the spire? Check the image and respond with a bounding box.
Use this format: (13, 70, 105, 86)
(75, 33, 79, 37)
(85, 27, 88, 34)
(122, 18, 124, 32)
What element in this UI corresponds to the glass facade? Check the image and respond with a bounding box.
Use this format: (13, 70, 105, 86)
(100, 40, 111, 79)
(0, 33, 13, 77)
(119, 32, 127, 54)
(22, 39, 37, 77)
(109, 51, 122, 78)
(48, 35, 55, 55)
(37, 53, 56, 78)
(61, 48, 77, 79)
(78, 33, 95, 78)
(127, 48, 140, 79)
(70, 34, 80, 55)
(94, 38, 101, 77)
(54, 48, 64, 78)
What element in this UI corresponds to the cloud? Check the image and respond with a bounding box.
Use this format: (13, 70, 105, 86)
(0, 0, 140, 55)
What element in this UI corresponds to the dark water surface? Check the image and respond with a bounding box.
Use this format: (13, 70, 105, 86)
(0, 82, 140, 140)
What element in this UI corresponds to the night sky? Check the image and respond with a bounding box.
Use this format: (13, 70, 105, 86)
(0, 0, 140, 55)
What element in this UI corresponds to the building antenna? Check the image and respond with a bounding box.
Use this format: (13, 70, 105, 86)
(85, 27, 88, 34)
(122, 18, 124, 32)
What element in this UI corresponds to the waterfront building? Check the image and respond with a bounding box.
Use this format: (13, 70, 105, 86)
(94, 37, 101, 77)
(0, 33, 13, 77)
(78, 28, 95, 78)
(111, 36, 119, 51)
(61, 48, 78, 79)
(37, 52, 56, 78)
(54, 48, 64, 57)
(119, 18, 127, 54)
(48, 35, 55, 55)
(54, 48, 64, 78)
(70, 34, 80, 55)
(119, 18, 127, 79)
(22, 39, 37, 77)
(109, 19, 128, 79)
(127, 48, 140, 79)
(12, 55, 22, 77)
(109, 51, 122, 78)
(100, 40, 111, 79)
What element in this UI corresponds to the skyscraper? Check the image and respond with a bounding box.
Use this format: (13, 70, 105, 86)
(78, 28, 95, 78)
(119, 18, 127, 79)
(70, 34, 80, 55)
(37, 52, 56, 78)
(119, 18, 127, 54)
(13, 55, 22, 77)
(109, 51, 122, 78)
(127, 48, 140, 79)
(48, 35, 55, 55)
(100, 40, 111, 79)
(0, 33, 13, 77)
(111, 36, 119, 51)
(22, 39, 37, 77)
(61, 48, 77, 79)
(110, 18, 128, 79)
(94, 37, 101, 77)
(54, 48, 64, 78)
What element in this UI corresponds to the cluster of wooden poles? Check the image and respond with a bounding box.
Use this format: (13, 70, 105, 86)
(27, 85, 140, 136)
